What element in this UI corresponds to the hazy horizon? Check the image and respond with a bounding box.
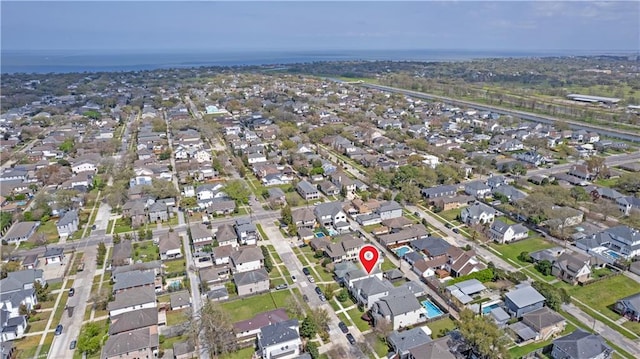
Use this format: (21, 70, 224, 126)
(2, 1, 638, 53)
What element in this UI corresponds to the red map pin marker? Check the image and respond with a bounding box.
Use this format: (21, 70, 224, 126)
(359, 245, 379, 275)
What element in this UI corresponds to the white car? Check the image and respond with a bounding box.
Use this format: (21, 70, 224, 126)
(291, 275, 297, 282)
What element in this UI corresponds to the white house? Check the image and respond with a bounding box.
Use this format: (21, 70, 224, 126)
(372, 287, 427, 330)
(194, 149, 212, 163)
(490, 220, 529, 244)
(56, 210, 79, 239)
(107, 287, 157, 317)
(314, 202, 347, 228)
(257, 319, 302, 359)
(461, 202, 496, 225)
(71, 161, 97, 174)
(421, 154, 440, 169)
(247, 153, 267, 164)
(376, 201, 403, 221)
(230, 247, 264, 273)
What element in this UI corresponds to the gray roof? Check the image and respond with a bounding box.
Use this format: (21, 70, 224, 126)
(170, 290, 191, 308)
(215, 223, 236, 242)
(190, 223, 212, 240)
(465, 181, 491, 192)
(314, 201, 345, 218)
(506, 285, 546, 309)
(411, 237, 451, 256)
(522, 307, 566, 332)
(450, 279, 486, 296)
(491, 220, 528, 236)
(490, 307, 511, 322)
(407, 336, 455, 359)
(420, 185, 457, 197)
(353, 276, 392, 297)
(159, 231, 181, 253)
(113, 271, 155, 292)
(112, 240, 133, 263)
(233, 268, 269, 286)
(259, 319, 299, 347)
(376, 286, 423, 316)
(509, 321, 538, 341)
(387, 326, 432, 355)
(207, 285, 229, 300)
(492, 185, 527, 201)
(617, 292, 640, 313)
(552, 329, 611, 359)
(108, 287, 156, 311)
(43, 247, 64, 258)
(296, 180, 317, 193)
(378, 200, 402, 213)
(267, 187, 286, 198)
(57, 210, 78, 226)
(109, 307, 158, 335)
(230, 246, 264, 265)
(173, 341, 195, 356)
(2, 221, 38, 241)
(102, 327, 158, 358)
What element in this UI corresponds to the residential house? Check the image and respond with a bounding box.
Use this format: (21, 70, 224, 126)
(521, 307, 566, 341)
(576, 225, 640, 261)
(108, 287, 157, 317)
(387, 326, 432, 359)
(173, 342, 197, 359)
(568, 165, 594, 181)
(318, 181, 339, 196)
(433, 195, 474, 212)
(206, 200, 236, 215)
(292, 208, 316, 229)
(56, 210, 79, 239)
(492, 185, 527, 203)
(420, 186, 458, 200)
(234, 268, 270, 296)
(325, 235, 364, 263)
(378, 225, 429, 248)
(148, 201, 169, 222)
(296, 180, 320, 201)
(230, 246, 264, 273)
(215, 223, 238, 248)
(235, 217, 259, 245)
(614, 292, 640, 322)
(111, 240, 133, 267)
(460, 202, 496, 225)
(490, 220, 529, 244)
(170, 291, 191, 310)
(108, 307, 158, 335)
(504, 285, 546, 318)
(233, 308, 289, 341)
(446, 250, 485, 277)
(371, 286, 427, 330)
(2, 221, 38, 245)
(191, 223, 214, 248)
(43, 247, 64, 264)
(112, 271, 156, 294)
(212, 245, 234, 266)
(267, 188, 287, 207)
(551, 329, 612, 359)
(617, 196, 640, 216)
(376, 201, 403, 220)
(407, 335, 455, 359)
(101, 326, 159, 359)
(350, 276, 393, 310)
(159, 231, 182, 260)
(0, 269, 44, 340)
(257, 319, 302, 359)
(551, 252, 592, 285)
(314, 202, 347, 229)
(464, 181, 492, 198)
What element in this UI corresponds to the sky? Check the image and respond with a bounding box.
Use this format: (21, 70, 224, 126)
(1, 1, 639, 53)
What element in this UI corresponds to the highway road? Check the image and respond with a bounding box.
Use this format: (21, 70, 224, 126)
(360, 83, 640, 143)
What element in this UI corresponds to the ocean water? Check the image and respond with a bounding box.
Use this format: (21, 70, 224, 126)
(0, 49, 613, 74)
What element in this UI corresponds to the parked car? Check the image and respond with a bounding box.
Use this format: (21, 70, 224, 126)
(55, 324, 63, 336)
(68, 288, 75, 297)
(302, 294, 309, 301)
(346, 333, 356, 345)
(318, 294, 326, 302)
(307, 276, 315, 283)
(302, 267, 311, 276)
(315, 287, 323, 295)
(338, 321, 349, 333)
(453, 228, 459, 233)
(69, 340, 77, 350)
(275, 284, 288, 290)
(445, 223, 453, 229)
(291, 275, 297, 282)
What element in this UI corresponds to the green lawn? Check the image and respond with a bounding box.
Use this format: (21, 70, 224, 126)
(27, 320, 48, 333)
(508, 322, 576, 358)
(52, 293, 69, 322)
(427, 317, 457, 338)
(133, 241, 159, 262)
(346, 308, 370, 332)
(15, 334, 40, 358)
(221, 291, 292, 322)
(365, 333, 390, 357)
(164, 259, 186, 274)
(40, 333, 54, 358)
(569, 275, 640, 324)
(166, 309, 189, 326)
(489, 237, 556, 265)
(113, 218, 134, 234)
(219, 347, 255, 359)
(439, 208, 463, 223)
(160, 334, 189, 351)
(256, 223, 268, 241)
(622, 321, 640, 338)
(36, 220, 59, 242)
(380, 258, 397, 272)
(495, 216, 516, 225)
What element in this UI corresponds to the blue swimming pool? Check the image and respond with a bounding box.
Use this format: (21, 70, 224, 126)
(482, 303, 501, 314)
(422, 299, 444, 319)
(606, 250, 621, 259)
(16, 201, 27, 206)
(314, 232, 326, 238)
(394, 246, 412, 257)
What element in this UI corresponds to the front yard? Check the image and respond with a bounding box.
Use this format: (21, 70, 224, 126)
(488, 237, 556, 265)
(133, 241, 159, 262)
(569, 275, 640, 325)
(220, 291, 292, 322)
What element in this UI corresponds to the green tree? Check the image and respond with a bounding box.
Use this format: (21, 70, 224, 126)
(281, 206, 293, 225)
(458, 309, 509, 359)
(188, 301, 238, 356)
(83, 110, 100, 120)
(181, 197, 197, 209)
(0, 261, 21, 279)
(301, 316, 318, 338)
(58, 138, 75, 153)
(77, 322, 104, 354)
(535, 260, 552, 276)
(337, 288, 349, 302)
(570, 186, 590, 203)
(224, 179, 251, 204)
